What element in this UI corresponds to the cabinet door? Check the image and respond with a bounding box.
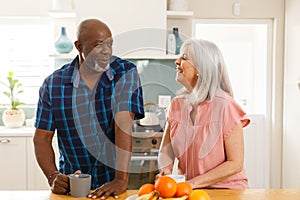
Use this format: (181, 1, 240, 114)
(75, 0, 167, 57)
(27, 136, 59, 190)
(0, 137, 27, 189)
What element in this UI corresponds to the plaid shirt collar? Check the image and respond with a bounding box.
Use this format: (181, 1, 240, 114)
(62, 55, 115, 88)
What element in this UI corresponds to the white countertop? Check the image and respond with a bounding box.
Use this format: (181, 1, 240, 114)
(0, 126, 35, 137)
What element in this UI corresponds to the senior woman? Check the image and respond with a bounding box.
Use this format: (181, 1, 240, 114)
(157, 39, 250, 189)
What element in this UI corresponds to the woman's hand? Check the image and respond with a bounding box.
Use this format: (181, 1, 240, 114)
(155, 167, 184, 181)
(155, 168, 172, 181)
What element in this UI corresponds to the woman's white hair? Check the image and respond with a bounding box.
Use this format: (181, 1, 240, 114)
(177, 39, 233, 104)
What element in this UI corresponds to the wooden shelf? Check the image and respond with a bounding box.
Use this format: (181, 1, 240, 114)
(166, 10, 194, 19)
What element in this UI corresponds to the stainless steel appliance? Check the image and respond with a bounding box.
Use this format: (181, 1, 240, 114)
(129, 123, 163, 188)
(132, 131, 162, 153)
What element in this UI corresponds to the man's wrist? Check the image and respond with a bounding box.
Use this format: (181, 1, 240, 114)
(115, 171, 129, 183)
(48, 171, 59, 186)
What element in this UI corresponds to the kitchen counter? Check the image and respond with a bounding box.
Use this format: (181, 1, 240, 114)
(0, 190, 136, 200)
(1, 189, 300, 200)
(0, 126, 35, 136)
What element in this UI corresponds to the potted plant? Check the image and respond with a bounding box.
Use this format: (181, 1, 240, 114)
(0, 71, 25, 128)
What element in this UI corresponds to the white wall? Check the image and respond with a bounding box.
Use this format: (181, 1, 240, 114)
(282, 0, 300, 188)
(0, 0, 50, 16)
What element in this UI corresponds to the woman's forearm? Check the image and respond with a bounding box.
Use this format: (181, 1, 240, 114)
(187, 160, 243, 188)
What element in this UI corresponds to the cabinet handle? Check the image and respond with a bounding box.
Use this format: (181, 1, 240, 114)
(0, 139, 11, 144)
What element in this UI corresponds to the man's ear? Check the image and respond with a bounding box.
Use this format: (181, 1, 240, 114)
(74, 41, 81, 52)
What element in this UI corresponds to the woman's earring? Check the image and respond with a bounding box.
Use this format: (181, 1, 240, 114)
(197, 74, 199, 76)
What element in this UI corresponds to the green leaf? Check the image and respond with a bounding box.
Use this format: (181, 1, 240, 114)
(3, 91, 11, 97)
(8, 71, 14, 78)
(0, 80, 8, 87)
(16, 83, 22, 88)
(10, 79, 18, 90)
(1, 71, 26, 109)
(13, 101, 25, 107)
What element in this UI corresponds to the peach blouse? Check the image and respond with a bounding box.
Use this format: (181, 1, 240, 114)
(166, 90, 250, 189)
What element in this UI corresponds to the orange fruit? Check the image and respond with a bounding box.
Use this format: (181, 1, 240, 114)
(154, 176, 177, 198)
(175, 182, 193, 197)
(138, 183, 155, 196)
(188, 189, 211, 200)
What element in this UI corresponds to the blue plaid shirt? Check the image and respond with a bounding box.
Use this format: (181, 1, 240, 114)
(35, 55, 144, 189)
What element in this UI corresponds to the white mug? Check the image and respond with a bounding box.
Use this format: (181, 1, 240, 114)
(166, 174, 186, 183)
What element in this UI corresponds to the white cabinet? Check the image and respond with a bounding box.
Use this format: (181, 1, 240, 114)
(27, 136, 59, 190)
(0, 137, 27, 190)
(167, 10, 194, 39)
(0, 128, 59, 190)
(52, 0, 193, 59)
(74, 0, 167, 58)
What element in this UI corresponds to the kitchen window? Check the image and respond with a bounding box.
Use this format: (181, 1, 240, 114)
(0, 17, 54, 107)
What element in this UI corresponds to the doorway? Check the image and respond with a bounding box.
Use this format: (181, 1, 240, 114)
(192, 19, 273, 188)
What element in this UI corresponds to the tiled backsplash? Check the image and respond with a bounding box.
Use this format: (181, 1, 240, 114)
(129, 59, 181, 105)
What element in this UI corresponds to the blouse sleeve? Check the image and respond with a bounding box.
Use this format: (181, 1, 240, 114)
(223, 96, 250, 138)
(165, 97, 179, 124)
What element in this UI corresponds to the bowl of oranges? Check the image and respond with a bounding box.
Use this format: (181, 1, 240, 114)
(131, 175, 210, 200)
